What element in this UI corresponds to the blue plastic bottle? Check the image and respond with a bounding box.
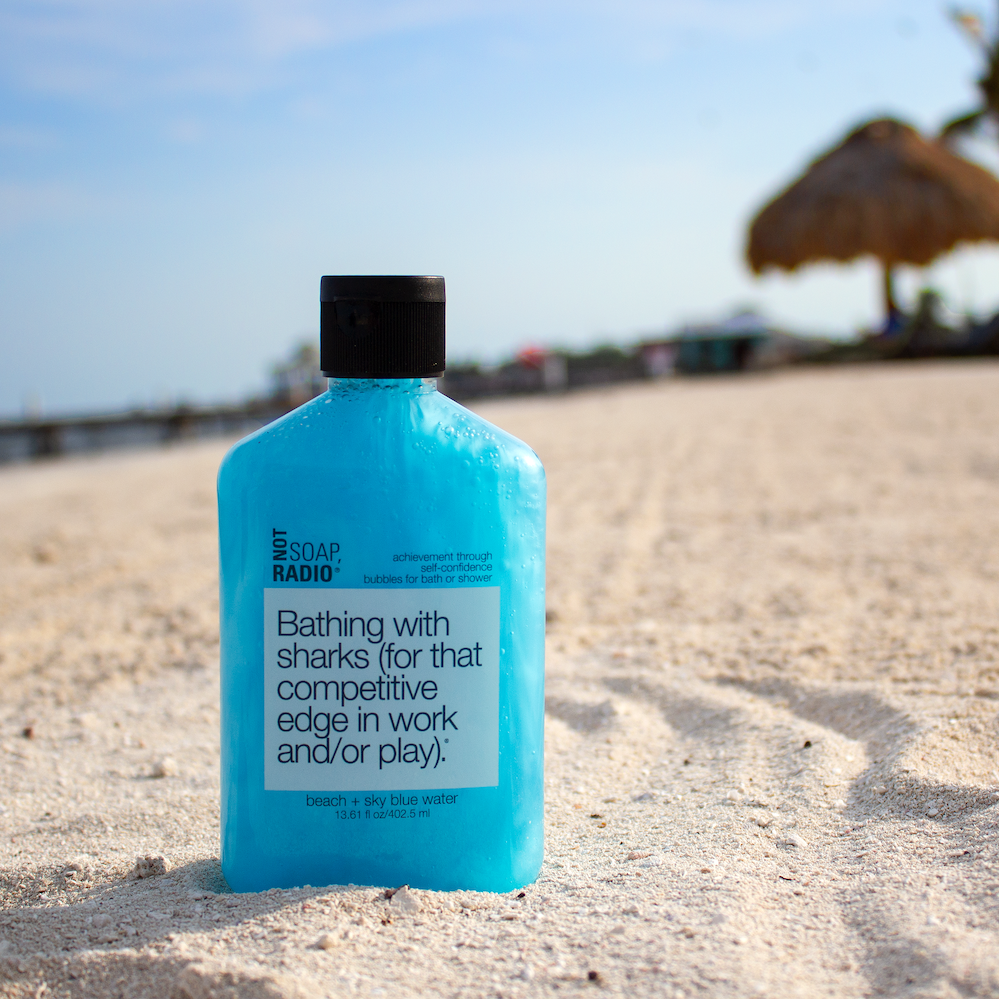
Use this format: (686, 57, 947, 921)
(217, 276, 546, 893)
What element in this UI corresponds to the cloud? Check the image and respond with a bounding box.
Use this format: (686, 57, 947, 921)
(0, 125, 58, 149)
(0, 180, 111, 231)
(165, 117, 206, 143)
(0, 0, 895, 102)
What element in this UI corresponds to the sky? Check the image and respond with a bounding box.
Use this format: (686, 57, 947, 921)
(2, 0, 999, 416)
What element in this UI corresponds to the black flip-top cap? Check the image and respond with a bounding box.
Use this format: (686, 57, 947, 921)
(320, 275, 445, 377)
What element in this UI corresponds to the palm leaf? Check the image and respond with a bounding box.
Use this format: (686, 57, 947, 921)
(939, 109, 987, 143)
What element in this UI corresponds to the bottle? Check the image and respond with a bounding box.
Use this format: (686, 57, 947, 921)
(217, 276, 546, 893)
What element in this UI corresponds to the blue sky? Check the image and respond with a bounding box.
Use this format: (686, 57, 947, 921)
(1, 0, 997, 415)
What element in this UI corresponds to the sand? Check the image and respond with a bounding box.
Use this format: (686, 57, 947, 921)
(1, 360, 998, 998)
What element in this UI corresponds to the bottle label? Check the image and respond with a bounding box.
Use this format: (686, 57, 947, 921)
(263, 587, 500, 791)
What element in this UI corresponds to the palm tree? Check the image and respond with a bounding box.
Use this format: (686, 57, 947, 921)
(941, 6, 999, 141)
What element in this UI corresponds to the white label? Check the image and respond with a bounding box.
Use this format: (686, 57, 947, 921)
(263, 587, 499, 791)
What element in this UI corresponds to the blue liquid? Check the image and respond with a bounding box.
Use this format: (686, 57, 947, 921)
(217, 378, 546, 892)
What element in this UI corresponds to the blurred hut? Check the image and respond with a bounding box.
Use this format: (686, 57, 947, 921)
(516, 346, 569, 391)
(670, 310, 768, 374)
(746, 118, 999, 324)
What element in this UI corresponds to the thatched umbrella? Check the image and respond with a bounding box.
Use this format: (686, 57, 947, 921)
(746, 118, 999, 322)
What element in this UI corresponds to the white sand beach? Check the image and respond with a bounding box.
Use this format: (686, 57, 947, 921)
(1, 361, 998, 998)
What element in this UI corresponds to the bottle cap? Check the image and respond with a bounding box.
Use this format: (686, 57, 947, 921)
(320, 275, 446, 378)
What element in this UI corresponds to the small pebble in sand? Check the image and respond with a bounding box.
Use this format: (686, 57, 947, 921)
(151, 757, 178, 778)
(315, 933, 341, 950)
(132, 855, 168, 879)
(622, 904, 641, 916)
(755, 815, 772, 828)
(390, 885, 421, 914)
(784, 834, 807, 849)
(926, 808, 939, 818)
(62, 861, 90, 882)
(627, 851, 651, 861)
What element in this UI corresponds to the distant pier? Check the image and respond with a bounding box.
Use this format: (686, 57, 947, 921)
(0, 400, 287, 464)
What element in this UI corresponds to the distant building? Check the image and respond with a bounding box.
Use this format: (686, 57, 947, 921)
(671, 310, 768, 374)
(640, 342, 678, 378)
(638, 310, 833, 375)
